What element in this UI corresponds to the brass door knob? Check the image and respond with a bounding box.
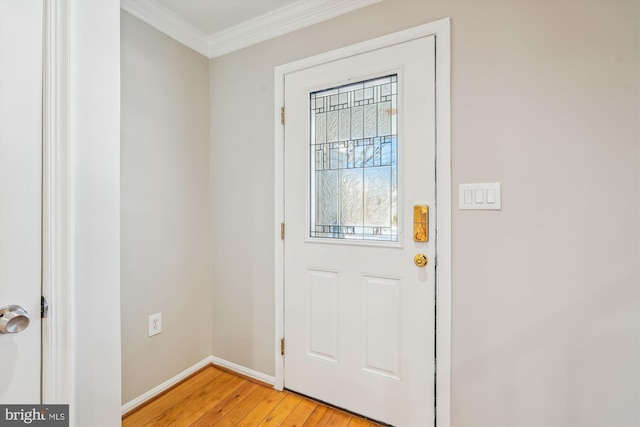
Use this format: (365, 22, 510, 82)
(414, 254, 428, 267)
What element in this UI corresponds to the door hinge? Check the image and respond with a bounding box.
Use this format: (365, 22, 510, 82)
(280, 106, 285, 125)
(281, 337, 285, 356)
(280, 223, 285, 240)
(41, 296, 49, 319)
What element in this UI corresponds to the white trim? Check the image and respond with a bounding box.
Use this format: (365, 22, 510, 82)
(207, 0, 381, 58)
(121, 356, 276, 416)
(121, 356, 214, 415)
(433, 19, 452, 427)
(42, 0, 75, 412)
(273, 18, 452, 424)
(120, 0, 209, 57)
(274, 73, 285, 391)
(119, 0, 380, 59)
(210, 356, 276, 386)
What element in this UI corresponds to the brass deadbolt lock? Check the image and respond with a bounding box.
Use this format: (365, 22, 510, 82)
(414, 254, 428, 267)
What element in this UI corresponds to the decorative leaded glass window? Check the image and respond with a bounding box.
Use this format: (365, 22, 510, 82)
(310, 75, 398, 241)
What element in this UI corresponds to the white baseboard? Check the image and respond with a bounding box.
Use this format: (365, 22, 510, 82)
(121, 355, 275, 416)
(121, 356, 213, 415)
(210, 356, 275, 386)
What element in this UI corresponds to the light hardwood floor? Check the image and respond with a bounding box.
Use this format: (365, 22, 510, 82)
(122, 366, 385, 427)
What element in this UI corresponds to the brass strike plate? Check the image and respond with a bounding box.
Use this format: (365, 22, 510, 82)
(413, 205, 429, 242)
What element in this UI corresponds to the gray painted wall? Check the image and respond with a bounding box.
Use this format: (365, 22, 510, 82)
(120, 11, 212, 404)
(209, 1, 639, 425)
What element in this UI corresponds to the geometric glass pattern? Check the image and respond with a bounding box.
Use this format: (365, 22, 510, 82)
(310, 75, 398, 241)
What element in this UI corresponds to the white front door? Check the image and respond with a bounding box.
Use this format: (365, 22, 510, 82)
(0, 0, 43, 403)
(283, 34, 436, 426)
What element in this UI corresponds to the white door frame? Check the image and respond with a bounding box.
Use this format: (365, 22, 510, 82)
(274, 18, 452, 425)
(42, 0, 73, 408)
(40, 1, 122, 424)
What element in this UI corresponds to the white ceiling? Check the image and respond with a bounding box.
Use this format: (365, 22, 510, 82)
(154, 0, 299, 35)
(120, 0, 381, 58)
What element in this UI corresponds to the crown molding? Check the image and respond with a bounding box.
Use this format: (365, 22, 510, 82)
(207, 0, 382, 58)
(120, 0, 382, 59)
(120, 0, 209, 57)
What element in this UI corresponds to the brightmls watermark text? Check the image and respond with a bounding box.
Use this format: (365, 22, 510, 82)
(0, 405, 68, 426)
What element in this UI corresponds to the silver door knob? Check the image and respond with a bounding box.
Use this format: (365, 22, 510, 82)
(0, 305, 30, 334)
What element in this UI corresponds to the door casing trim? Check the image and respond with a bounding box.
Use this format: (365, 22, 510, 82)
(273, 18, 452, 426)
(42, 0, 74, 410)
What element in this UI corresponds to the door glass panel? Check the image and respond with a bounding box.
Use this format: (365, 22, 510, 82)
(310, 75, 398, 241)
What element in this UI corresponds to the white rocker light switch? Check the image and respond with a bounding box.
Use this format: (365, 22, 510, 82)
(459, 183, 501, 210)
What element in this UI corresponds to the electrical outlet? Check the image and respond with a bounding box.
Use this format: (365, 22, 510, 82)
(148, 313, 161, 337)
